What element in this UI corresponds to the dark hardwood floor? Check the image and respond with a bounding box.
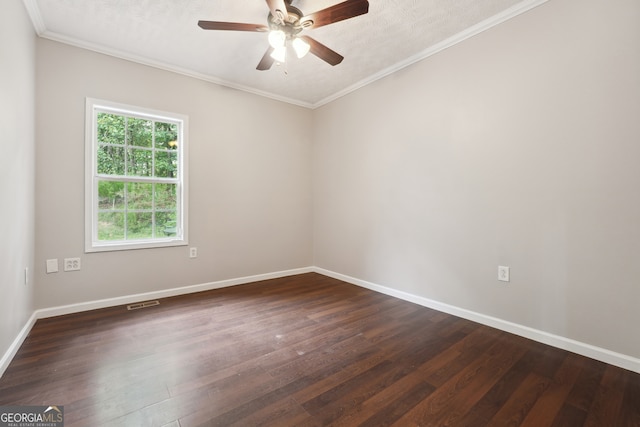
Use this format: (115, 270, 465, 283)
(1, 273, 638, 426)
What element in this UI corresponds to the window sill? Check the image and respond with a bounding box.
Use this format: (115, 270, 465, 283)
(85, 238, 188, 253)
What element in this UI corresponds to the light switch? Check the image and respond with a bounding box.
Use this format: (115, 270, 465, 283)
(46, 259, 59, 274)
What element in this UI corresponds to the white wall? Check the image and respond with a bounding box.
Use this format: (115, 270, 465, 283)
(35, 40, 313, 308)
(0, 0, 36, 361)
(313, 0, 640, 359)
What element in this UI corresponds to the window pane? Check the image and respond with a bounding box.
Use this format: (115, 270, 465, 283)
(127, 212, 153, 239)
(155, 122, 178, 150)
(98, 212, 125, 240)
(127, 117, 153, 148)
(156, 211, 177, 237)
(127, 182, 153, 209)
(98, 181, 124, 209)
(97, 113, 125, 145)
(88, 99, 187, 252)
(155, 183, 177, 209)
(98, 146, 125, 175)
(155, 151, 178, 178)
(127, 148, 153, 176)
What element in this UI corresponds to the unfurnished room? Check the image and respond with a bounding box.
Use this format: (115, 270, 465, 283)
(1, 0, 639, 425)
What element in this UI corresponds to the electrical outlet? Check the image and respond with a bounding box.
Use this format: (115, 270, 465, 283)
(498, 266, 510, 282)
(64, 257, 81, 271)
(189, 247, 197, 258)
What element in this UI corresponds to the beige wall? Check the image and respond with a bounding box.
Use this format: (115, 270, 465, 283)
(35, 40, 313, 308)
(313, 0, 640, 359)
(3, 0, 639, 369)
(0, 0, 36, 360)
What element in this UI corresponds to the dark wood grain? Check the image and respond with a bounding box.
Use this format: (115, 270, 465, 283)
(301, 0, 369, 29)
(299, 36, 343, 66)
(197, 21, 268, 32)
(0, 272, 638, 426)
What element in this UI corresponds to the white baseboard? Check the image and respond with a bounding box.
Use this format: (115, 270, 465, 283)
(313, 267, 640, 374)
(36, 267, 315, 319)
(3, 265, 638, 378)
(0, 266, 313, 378)
(0, 312, 38, 378)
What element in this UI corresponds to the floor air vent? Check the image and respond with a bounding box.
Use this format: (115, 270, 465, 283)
(127, 300, 160, 310)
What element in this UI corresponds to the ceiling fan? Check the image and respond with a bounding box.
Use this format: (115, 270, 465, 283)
(198, 0, 369, 70)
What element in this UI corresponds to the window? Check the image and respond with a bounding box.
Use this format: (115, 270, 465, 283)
(85, 98, 188, 252)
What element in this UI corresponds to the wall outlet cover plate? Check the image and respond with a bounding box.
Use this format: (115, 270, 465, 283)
(498, 266, 510, 282)
(46, 259, 59, 274)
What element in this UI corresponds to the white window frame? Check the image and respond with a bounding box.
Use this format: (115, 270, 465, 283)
(85, 98, 189, 252)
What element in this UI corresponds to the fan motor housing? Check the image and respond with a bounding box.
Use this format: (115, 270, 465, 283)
(268, 4, 312, 37)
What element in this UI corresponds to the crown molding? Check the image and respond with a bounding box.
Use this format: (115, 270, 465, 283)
(39, 30, 314, 109)
(22, 0, 548, 109)
(311, 0, 549, 108)
(21, 0, 46, 34)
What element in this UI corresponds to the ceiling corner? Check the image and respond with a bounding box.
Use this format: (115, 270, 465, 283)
(22, 0, 46, 35)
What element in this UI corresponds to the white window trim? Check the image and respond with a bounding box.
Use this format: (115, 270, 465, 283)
(85, 98, 189, 252)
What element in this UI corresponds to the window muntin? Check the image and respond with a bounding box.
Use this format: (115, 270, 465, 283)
(86, 99, 188, 252)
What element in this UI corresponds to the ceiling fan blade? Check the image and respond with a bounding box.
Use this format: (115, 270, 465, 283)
(265, 0, 289, 22)
(299, 36, 343, 66)
(198, 21, 268, 32)
(300, 0, 369, 29)
(257, 47, 276, 70)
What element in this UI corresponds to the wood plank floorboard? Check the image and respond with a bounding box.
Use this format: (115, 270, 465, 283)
(1, 272, 639, 426)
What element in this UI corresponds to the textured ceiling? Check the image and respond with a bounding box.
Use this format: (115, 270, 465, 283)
(24, 0, 546, 108)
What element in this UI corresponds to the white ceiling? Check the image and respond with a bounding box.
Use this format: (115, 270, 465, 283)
(24, 0, 546, 108)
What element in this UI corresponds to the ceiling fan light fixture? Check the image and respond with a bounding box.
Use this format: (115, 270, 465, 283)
(198, 0, 370, 71)
(268, 30, 286, 48)
(270, 45, 287, 63)
(292, 37, 310, 58)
